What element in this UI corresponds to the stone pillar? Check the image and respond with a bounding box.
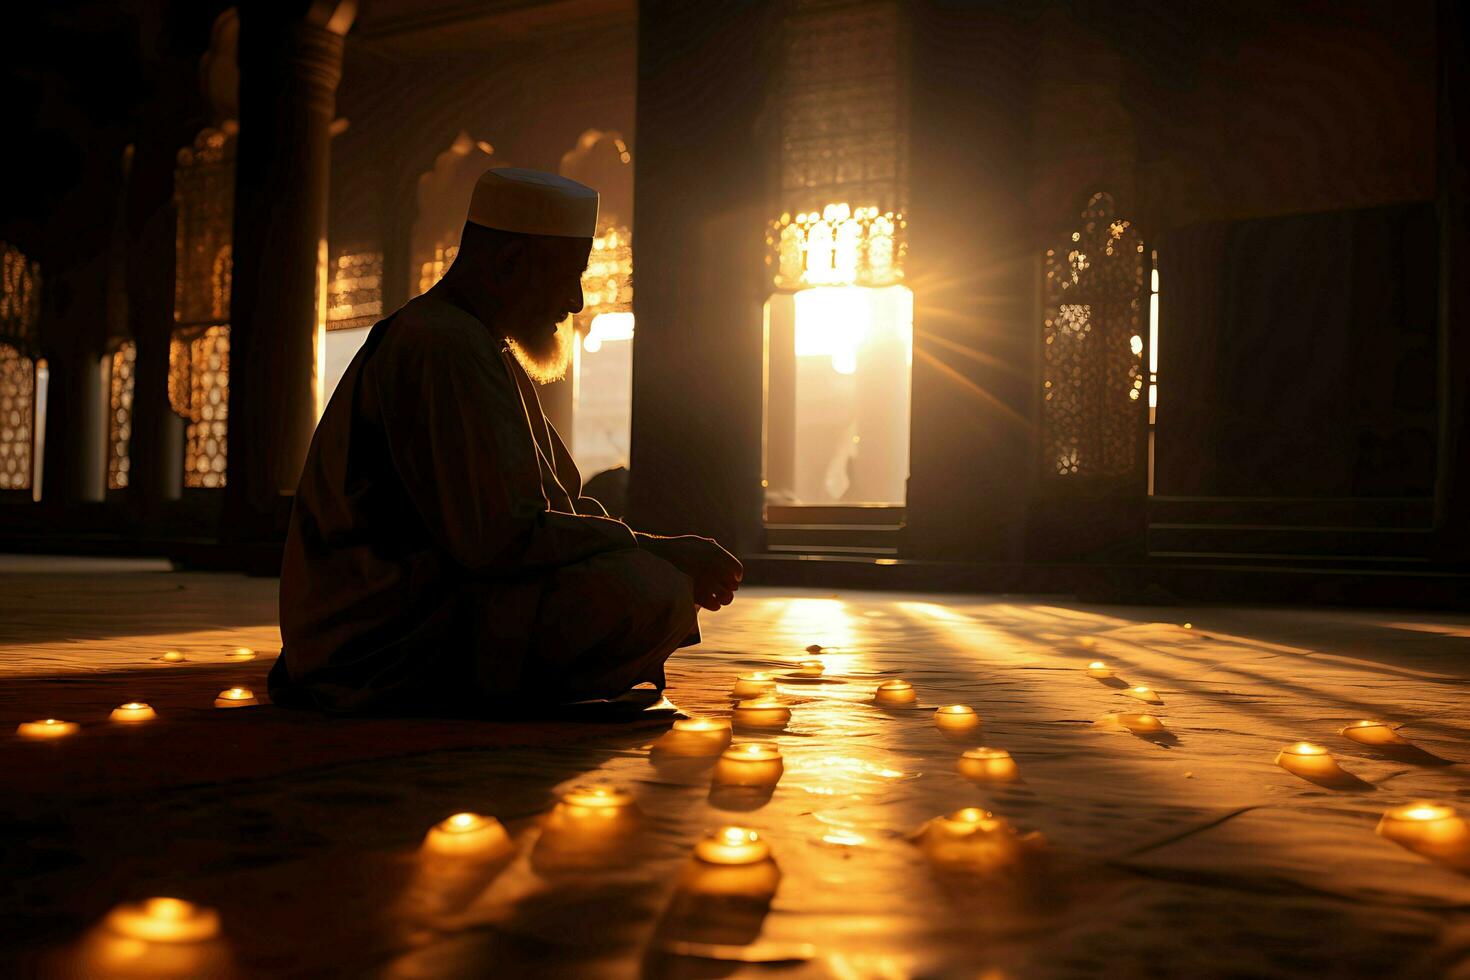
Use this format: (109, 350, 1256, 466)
(225, 2, 354, 541)
(1436, 0, 1470, 565)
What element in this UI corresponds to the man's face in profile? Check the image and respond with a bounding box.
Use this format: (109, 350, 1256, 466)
(498, 234, 591, 382)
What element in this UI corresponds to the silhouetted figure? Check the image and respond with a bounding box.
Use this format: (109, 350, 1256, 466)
(272, 168, 741, 714)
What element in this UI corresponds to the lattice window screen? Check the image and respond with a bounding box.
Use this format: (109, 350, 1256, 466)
(0, 242, 41, 492)
(172, 127, 235, 488)
(327, 250, 383, 332)
(107, 341, 136, 490)
(1041, 192, 1147, 479)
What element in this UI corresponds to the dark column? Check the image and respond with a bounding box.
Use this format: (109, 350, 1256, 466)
(902, 2, 1038, 562)
(225, 3, 353, 540)
(627, 1, 780, 552)
(1436, 0, 1470, 565)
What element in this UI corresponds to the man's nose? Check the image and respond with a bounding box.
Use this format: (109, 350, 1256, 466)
(568, 284, 585, 315)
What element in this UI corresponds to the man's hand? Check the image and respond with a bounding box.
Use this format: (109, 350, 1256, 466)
(640, 534, 743, 612)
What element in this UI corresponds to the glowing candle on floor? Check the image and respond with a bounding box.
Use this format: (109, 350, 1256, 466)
(17, 718, 78, 740)
(1182, 622, 1193, 630)
(422, 811, 513, 859)
(1085, 661, 1112, 678)
(225, 647, 256, 661)
(714, 743, 784, 785)
(103, 897, 221, 943)
(694, 825, 771, 865)
(653, 716, 733, 756)
(1375, 803, 1470, 865)
(548, 783, 640, 839)
(1125, 685, 1162, 704)
(733, 696, 791, 729)
(732, 672, 776, 699)
(795, 660, 825, 677)
(110, 702, 157, 723)
(160, 650, 187, 663)
(918, 807, 1044, 870)
(214, 687, 259, 708)
(1274, 741, 1345, 781)
(934, 704, 981, 734)
(957, 747, 1020, 783)
(1340, 720, 1411, 747)
(874, 679, 917, 707)
(1101, 712, 1166, 734)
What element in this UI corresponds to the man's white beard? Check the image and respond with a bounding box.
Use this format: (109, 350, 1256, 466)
(508, 318, 573, 385)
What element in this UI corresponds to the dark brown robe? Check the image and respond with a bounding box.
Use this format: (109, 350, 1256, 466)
(271, 293, 696, 713)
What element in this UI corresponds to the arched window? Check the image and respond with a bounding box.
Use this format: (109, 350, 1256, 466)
(0, 243, 44, 498)
(1041, 192, 1148, 481)
(410, 132, 496, 297)
(171, 126, 236, 488)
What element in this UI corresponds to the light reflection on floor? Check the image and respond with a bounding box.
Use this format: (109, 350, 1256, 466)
(2, 562, 1468, 976)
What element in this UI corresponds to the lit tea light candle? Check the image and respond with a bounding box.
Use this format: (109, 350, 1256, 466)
(104, 897, 221, 943)
(934, 704, 981, 734)
(1275, 741, 1347, 781)
(1096, 712, 1167, 734)
(795, 659, 825, 677)
(1340, 719, 1411, 747)
(1182, 622, 1193, 630)
(653, 716, 733, 756)
(160, 650, 187, 663)
(214, 687, 259, 708)
(714, 742, 784, 785)
(225, 647, 256, 661)
(110, 702, 157, 723)
(1125, 685, 1163, 704)
(918, 807, 1045, 870)
(732, 672, 777, 699)
(957, 746, 1020, 783)
(1085, 661, 1112, 678)
(694, 825, 771, 866)
(874, 679, 917, 707)
(16, 718, 79, 740)
(1375, 802, 1470, 866)
(732, 696, 791, 729)
(422, 811, 513, 859)
(559, 783, 636, 813)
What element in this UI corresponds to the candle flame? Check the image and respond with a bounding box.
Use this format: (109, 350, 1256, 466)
(1088, 661, 1106, 670)
(1396, 803, 1455, 822)
(877, 680, 912, 691)
(1284, 741, 1328, 755)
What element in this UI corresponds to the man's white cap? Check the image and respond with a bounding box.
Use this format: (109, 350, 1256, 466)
(467, 167, 599, 238)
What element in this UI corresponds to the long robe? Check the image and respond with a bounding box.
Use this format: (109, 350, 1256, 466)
(271, 293, 697, 714)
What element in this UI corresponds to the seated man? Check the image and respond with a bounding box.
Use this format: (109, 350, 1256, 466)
(271, 167, 742, 714)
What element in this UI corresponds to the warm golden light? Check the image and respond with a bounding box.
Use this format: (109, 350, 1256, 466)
(714, 743, 785, 786)
(957, 747, 1020, 783)
(213, 687, 258, 708)
(795, 659, 825, 677)
(732, 696, 792, 729)
(1125, 685, 1162, 704)
(874, 679, 917, 707)
(160, 650, 187, 663)
(225, 647, 255, 661)
(653, 716, 733, 756)
(1085, 661, 1112, 678)
(1275, 741, 1347, 781)
(110, 702, 157, 723)
(917, 807, 1045, 871)
(1340, 720, 1411, 747)
(933, 704, 981, 735)
(104, 897, 221, 943)
(1375, 802, 1470, 869)
(732, 672, 777, 699)
(694, 826, 771, 866)
(422, 811, 513, 859)
(560, 784, 634, 810)
(17, 718, 79, 740)
(1095, 712, 1167, 734)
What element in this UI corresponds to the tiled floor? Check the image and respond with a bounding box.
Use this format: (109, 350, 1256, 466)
(3, 556, 1469, 977)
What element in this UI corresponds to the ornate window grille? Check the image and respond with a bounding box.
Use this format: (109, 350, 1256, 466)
(766, 0, 908, 291)
(106, 341, 137, 490)
(579, 224, 632, 324)
(1041, 192, 1148, 479)
(171, 126, 235, 488)
(0, 243, 42, 493)
(327, 250, 383, 331)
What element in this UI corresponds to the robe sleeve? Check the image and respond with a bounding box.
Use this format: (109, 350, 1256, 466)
(545, 418, 612, 517)
(373, 317, 636, 575)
